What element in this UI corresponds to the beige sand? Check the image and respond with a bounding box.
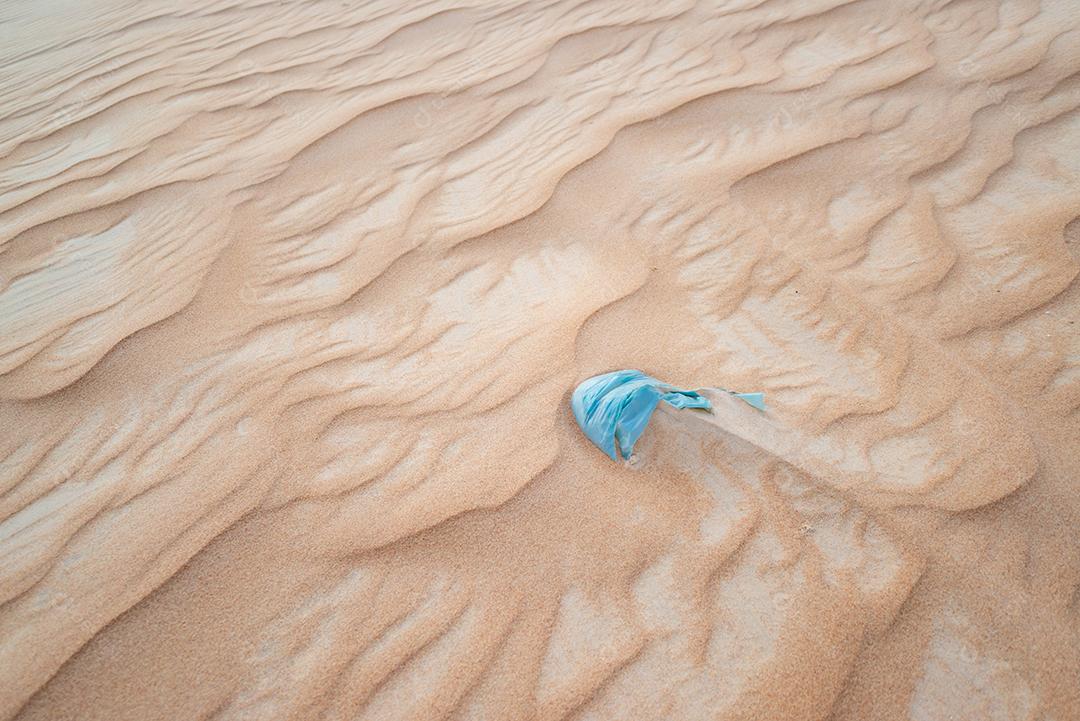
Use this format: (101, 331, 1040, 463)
(1, 0, 1079, 718)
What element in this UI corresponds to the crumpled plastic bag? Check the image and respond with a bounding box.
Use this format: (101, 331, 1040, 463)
(570, 369, 765, 461)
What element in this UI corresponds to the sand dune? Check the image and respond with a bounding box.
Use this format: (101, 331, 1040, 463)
(1, 0, 1078, 718)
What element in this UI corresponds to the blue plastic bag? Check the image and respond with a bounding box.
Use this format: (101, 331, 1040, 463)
(570, 370, 764, 461)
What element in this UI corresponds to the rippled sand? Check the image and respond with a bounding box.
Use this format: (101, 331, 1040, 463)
(2, 1, 1079, 719)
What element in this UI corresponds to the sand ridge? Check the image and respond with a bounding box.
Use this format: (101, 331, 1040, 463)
(1, 0, 1079, 719)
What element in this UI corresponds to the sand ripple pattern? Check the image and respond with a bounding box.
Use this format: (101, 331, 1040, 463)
(1, 0, 1078, 719)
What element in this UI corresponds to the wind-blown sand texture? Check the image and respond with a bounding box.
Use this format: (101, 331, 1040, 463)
(2, 0, 1079, 719)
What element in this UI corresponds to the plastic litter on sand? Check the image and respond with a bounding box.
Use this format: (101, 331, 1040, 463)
(570, 369, 765, 461)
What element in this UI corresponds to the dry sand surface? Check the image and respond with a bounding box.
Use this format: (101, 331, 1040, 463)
(2, 0, 1080, 719)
